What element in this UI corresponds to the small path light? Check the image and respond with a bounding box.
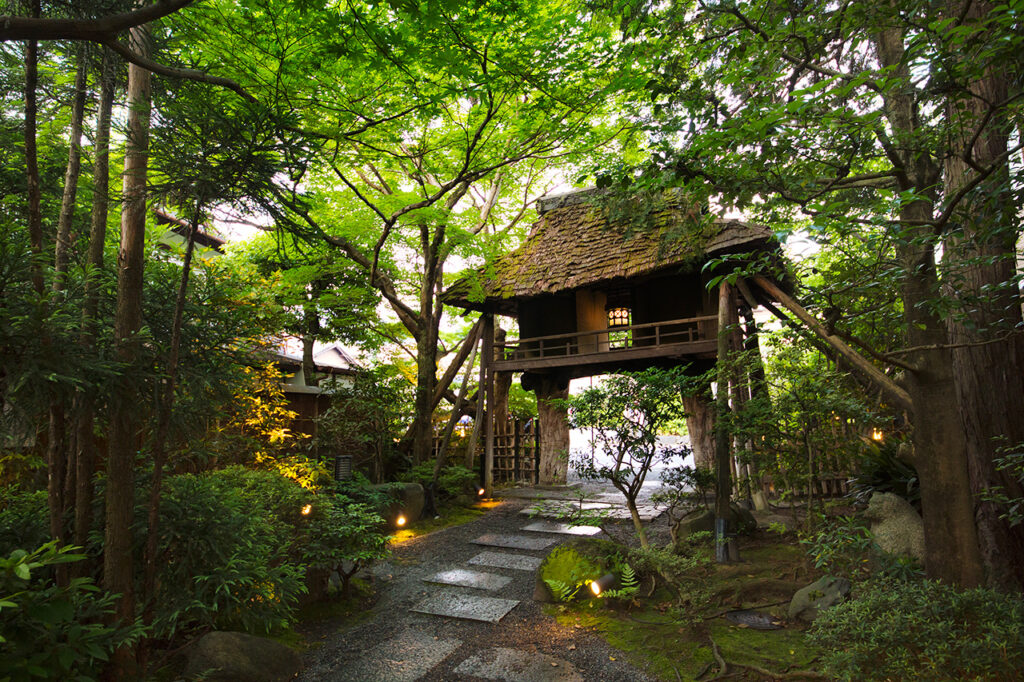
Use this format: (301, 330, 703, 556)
(477, 487, 486, 498)
(395, 514, 407, 528)
(301, 504, 313, 516)
(589, 573, 617, 597)
(871, 428, 884, 442)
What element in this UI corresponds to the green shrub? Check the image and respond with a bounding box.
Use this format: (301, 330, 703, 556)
(150, 468, 308, 637)
(0, 487, 49, 556)
(302, 497, 390, 596)
(848, 440, 920, 509)
(398, 463, 477, 502)
(628, 540, 713, 625)
(800, 514, 875, 581)
(0, 542, 142, 681)
(808, 578, 1024, 681)
(540, 546, 604, 602)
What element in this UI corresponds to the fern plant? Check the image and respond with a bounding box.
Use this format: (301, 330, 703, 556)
(603, 563, 640, 599)
(544, 578, 583, 602)
(540, 546, 603, 602)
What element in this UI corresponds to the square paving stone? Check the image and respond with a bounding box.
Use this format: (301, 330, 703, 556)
(468, 551, 544, 572)
(325, 629, 461, 681)
(424, 568, 512, 591)
(411, 590, 519, 623)
(471, 533, 558, 550)
(454, 647, 583, 681)
(521, 520, 603, 536)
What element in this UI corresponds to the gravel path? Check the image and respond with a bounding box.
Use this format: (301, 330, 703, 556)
(297, 495, 658, 682)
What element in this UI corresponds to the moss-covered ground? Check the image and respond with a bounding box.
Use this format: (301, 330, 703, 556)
(550, 530, 827, 680)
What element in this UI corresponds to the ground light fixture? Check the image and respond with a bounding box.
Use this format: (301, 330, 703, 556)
(395, 514, 407, 528)
(477, 487, 486, 497)
(871, 428, 884, 442)
(301, 504, 313, 516)
(589, 573, 617, 597)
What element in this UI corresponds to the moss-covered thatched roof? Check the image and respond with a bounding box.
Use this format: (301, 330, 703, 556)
(443, 190, 779, 314)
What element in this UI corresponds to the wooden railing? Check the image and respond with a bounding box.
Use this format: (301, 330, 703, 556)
(496, 315, 719, 362)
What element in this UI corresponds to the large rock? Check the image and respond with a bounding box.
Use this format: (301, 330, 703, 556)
(673, 504, 758, 543)
(184, 631, 301, 682)
(788, 576, 851, 623)
(864, 492, 925, 562)
(371, 482, 425, 523)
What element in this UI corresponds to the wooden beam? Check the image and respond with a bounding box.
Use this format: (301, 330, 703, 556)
(751, 275, 913, 413)
(482, 314, 495, 495)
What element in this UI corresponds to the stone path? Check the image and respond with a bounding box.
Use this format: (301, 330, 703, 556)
(298, 494, 658, 682)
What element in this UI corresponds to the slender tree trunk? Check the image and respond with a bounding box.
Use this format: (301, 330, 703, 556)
(431, 324, 480, 486)
(23, 7, 44, 297)
(74, 48, 116, 558)
(105, 26, 152, 678)
(714, 282, 736, 562)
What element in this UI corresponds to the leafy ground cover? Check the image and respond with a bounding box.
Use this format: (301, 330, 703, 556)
(550, 529, 825, 681)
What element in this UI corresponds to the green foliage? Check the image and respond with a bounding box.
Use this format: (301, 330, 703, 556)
(848, 439, 920, 510)
(398, 463, 476, 503)
(149, 467, 310, 637)
(540, 546, 604, 603)
(654, 461, 714, 541)
(809, 578, 1024, 681)
(981, 441, 1024, 527)
(0, 487, 49, 556)
(302, 497, 390, 596)
(600, 562, 639, 600)
(801, 514, 875, 582)
(627, 541, 714, 626)
(0, 542, 142, 681)
(566, 367, 692, 546)
(315, 367, 412, 482)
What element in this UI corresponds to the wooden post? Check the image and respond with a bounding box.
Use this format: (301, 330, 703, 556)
(715, 281, 738, 562)
(483, 314, 495, 495)
(513, 419, 522, 482)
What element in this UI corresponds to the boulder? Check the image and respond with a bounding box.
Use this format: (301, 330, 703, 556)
(371, 482, 425, 523)
(184, 631, 301, 682)
(787, 576, 851, 623)
(864, 492, 925, 562)
(674, 504, 758, 542)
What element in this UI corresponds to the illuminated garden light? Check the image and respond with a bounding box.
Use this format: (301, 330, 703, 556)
(589, 573, 617, 597)
(395, 514, 407, 527)
(871, 428, 883, 442)
(301, 504, 313, 516)
(477, 487, 486, 497)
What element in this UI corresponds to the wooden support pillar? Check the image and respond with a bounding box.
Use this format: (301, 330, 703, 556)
(715, 281, 739, 562)
(483, 314, 495, 495)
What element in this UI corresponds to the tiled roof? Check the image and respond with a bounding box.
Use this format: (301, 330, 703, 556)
(443, 191, 778, 312)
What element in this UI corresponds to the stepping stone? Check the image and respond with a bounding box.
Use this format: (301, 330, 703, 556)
(472, 533, 558, 551)
(325, 629, 461, 681)
(454, 647, 584, 681)
(468, 551, 544, 572)
(519, 501, 614, 518)
(521, 520, 603, 536)
(411, 589, 519, 623)
(425, 568, 512, 591)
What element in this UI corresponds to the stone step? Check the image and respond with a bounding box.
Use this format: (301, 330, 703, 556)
(521, 500, 662, 521)
(521, 520, 603, 536)
(411, 589, 520, 623)
(323, 629, 461, 681)
(454, 646, 583, 681)
(424, 568, 512, 591)
(471, 533, 559, 551)
(468, 551, 544, 572)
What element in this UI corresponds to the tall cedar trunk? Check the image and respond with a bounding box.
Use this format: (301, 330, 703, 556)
(492, 328, 511, 436)
(140, 219, 198, 675)
(23, 8, 44, 297)
(682, 388, 716, 471)
(75, 48, 116, 556)
(51, 47, 90, 560)
(942, 0, 1024, 589)
(105, 27, 152, 678)
(875, 22, 984, 586)
(536, 377, 569, 485)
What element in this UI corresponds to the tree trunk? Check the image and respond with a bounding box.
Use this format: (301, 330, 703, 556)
(535, 376, 570, 485)
(104, 26, 152, 678)
(682, 388, 716, 471)
(872, 22, 984, 586)
(74, 48, 116, 558)
(714, 282, 737, 562)
(942, 1, 1024, 589)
